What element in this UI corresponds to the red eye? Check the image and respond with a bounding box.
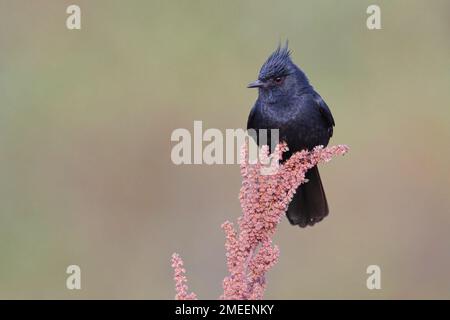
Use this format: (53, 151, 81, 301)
(274, 77, 283, 84)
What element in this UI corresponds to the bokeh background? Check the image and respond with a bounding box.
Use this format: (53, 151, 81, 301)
(1, 0, 449, 299)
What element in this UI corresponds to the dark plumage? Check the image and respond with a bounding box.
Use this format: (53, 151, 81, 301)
(247, 43, 335, 228)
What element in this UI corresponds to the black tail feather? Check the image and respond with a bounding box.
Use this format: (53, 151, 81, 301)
(286, 166, 329, 228)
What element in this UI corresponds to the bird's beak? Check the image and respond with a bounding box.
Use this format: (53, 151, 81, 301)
(247, 79, 264, 88)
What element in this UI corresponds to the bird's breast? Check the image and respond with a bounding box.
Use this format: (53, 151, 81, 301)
(257, 99, 329, 151)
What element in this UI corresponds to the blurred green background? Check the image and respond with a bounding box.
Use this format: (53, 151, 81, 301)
(0, 0, 449, 299)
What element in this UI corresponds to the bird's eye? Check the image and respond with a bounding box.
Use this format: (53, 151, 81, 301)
(274, 77, 283, 84)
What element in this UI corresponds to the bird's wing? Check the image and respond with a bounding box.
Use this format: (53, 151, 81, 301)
(313, 94, 335, 137)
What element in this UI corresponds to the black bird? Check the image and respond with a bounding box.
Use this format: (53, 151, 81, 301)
(247, 43, 335, 228)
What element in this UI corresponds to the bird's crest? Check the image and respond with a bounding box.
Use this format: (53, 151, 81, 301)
(259, 42, 292, 80)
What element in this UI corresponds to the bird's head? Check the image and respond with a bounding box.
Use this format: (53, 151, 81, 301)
(248, 42, 311, 104)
